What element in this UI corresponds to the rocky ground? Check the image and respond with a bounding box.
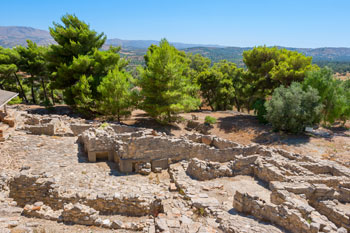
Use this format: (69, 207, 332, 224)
(0, 105, 350, 232)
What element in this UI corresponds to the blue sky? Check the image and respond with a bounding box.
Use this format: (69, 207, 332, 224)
(1, 0, 349, 48)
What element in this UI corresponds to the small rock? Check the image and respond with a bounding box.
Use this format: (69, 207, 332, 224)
(201, 135, 213, 145)
(26, 222, 40, 227)
(111, 219, 123, 229)
(155, 217, 169, 232)
(7, 220, 18, 228)
(102, 219, 111, 228)
(167, 219, 180, 228)
(169, 183, 177, 192)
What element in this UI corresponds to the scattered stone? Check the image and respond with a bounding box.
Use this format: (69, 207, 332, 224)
(169, 183, 178, 192)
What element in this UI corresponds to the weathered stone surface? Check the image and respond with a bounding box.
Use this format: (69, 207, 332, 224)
(233, 191, 338, 233)
(186, 158, 232, 180)
(62, 203, 99, 226)
(1, 111, 350, 232)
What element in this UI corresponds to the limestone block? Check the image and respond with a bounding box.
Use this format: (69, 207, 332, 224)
(88, 151, 96, 162)
(212, 137, 239, 149)
(70, 124, 92, 136)
(151, 158, 169, 172)
(119, 159, 133, 173)
(338, 187, 350, 202)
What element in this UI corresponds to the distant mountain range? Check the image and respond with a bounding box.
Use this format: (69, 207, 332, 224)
(0, 26, 223, 49)
(1, 26, 350, 65)
(0, 26, 55, 47)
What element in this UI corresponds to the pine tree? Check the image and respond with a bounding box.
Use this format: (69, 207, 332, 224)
(16, 40, 50, 104)
(0, 46, 28, 102)
(243, 46, 318, 99)
(197, 60, 243, 111)
(46, 14, 126, 110)
(97, 68, 135, 122)
(71, 75, 93, 110)
(138, 39, 200, 123)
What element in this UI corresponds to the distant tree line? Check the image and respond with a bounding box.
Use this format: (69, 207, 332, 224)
(1, 14, 350, 132)
(314, 60, 350, 74)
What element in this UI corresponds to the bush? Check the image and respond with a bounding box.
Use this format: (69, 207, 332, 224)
(99, 122, 109, 129)
(204, 116, 217, 125)
(252, 99, 268, 123)
(8, 96, 22, 105)
(303, 68, 350, 124)
(265, 82, 323, 133)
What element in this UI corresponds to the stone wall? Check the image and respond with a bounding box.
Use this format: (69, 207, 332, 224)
(169, 146, 350, 232)
(9, 172, 162, 217)
(233, 191, 338, 233)
(80, 127, 276, 173)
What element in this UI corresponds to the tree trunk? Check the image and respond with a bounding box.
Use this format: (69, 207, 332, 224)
(117, 108, 120, 122)
(41, 77, 49, 104)
(234, 98, 241, 112)
(30, 76, 36, 104)
(51, 89, 55, 106)
(14, 72, 28, 103)
(167, 111, 171, 123)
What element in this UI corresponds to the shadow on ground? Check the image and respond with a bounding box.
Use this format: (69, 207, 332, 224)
(252, 132, 311, 146)
(76, 142, 133, 177)
(217, 114, 267, 134)
(217, 114, 312, 146)
(128, 111, 180, 136)
(327, 125, 350, 138)
(24, 105, 83, 118)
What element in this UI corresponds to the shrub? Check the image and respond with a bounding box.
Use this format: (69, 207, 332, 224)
(204, 116, 217, 125)
(252, 99, 268, 123)
(265, 82, 323, 133)
(8, 96, 22, 105)
(99, 122, 109, 129)
(303, 68, 350, 124)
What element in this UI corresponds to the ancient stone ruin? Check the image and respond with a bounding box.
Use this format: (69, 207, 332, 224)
(1, 111, 350, 232)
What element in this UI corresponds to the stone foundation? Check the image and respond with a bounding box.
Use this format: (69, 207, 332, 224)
(2, 111, 350, 232)
(9, 172, 163, 217)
